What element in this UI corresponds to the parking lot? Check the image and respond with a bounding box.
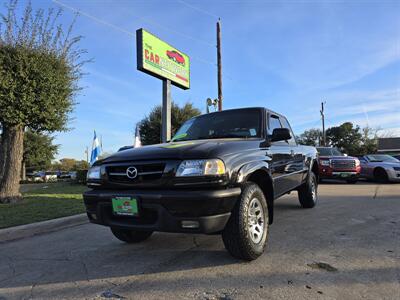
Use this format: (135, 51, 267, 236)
(0, 182, 399, 300)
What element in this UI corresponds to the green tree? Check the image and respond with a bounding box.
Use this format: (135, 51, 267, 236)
(0, 1, 86, 203)
(297, 128, 321, 146)
(139, 102, 201, 145)
(326, 122, 362, 156)
(23, 130, 59, 171)
(51, 158, 89, 171)
(359, 126, 380, 155)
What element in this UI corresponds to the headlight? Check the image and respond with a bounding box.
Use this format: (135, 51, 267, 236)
(355, 159, 360, 167)
(87, 166, 101, 180)
(320, 159, 330, 166)
(176, 159, 226, 177)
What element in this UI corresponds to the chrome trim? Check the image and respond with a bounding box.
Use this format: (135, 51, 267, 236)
(109, 171, 163, 176)
(332, 172, 357, 175)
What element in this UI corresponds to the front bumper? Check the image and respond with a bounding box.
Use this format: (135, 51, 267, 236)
(387, 169, 400, 182)
(319, 167, 360, 180)
(83, 188, 241, 234)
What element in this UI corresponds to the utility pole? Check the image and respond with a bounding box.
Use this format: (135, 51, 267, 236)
(217, 19, 223, 111)
(85, 146, 89, 163)
(162, 79, 172, 143)
(320, 102, 326, 146)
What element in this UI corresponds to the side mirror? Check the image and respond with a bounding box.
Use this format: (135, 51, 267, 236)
(270, 128, 291, 142)
(343, 153, 348, 157)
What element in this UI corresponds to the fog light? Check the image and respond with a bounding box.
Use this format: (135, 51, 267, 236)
(181, 220, 199, 229)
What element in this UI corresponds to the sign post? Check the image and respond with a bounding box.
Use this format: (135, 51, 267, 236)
(136, 29, 190, 143)
(162, 79, 171, 142)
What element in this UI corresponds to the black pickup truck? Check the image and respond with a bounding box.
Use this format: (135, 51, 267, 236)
(84, 107, 319, 260)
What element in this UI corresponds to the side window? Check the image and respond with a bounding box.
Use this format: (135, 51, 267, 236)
(280, 117, 297, 146)
(268, 115, 286, 145)
(268, 115, 282, 133)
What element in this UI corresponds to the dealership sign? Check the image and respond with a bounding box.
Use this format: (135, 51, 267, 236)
(136, 29, 190, 89)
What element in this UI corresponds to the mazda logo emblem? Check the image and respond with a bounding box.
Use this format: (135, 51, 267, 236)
(126, 166, 138, 179)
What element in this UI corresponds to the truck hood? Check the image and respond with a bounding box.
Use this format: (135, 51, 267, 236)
(319, 156, 356, 160)
(99, 139, 262, 164)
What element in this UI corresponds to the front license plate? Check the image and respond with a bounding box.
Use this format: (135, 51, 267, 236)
(340, 173, 351, 178)
(112, 197, 138, 216)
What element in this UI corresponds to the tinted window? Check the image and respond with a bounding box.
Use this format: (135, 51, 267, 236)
(280, 117, 297, 145)
(366, 155, 399, 163)
(317, 147, 343, 156)
(268, 115, 282, 132)
(172, 109, 262, 141)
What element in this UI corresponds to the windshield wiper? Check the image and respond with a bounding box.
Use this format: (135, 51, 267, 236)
(198, 134, 249, 139)
(171, 137, 190, 142)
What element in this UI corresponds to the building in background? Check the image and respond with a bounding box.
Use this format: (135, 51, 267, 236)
(378, 137, 400, 155)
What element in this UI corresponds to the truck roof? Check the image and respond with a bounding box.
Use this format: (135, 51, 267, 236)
(206, 107, 286, 119)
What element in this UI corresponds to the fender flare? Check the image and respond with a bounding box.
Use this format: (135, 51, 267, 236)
(236, 161, 275, 224)
(236, 161, 271, 184)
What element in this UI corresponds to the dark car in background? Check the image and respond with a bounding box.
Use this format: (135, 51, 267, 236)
(359, 154, 400, 183)
(317, 147, 360, 183)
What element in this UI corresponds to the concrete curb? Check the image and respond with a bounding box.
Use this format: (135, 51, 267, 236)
(0, 213, 88, 243)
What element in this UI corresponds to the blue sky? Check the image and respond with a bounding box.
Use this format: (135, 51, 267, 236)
(7, 0, 400, 160)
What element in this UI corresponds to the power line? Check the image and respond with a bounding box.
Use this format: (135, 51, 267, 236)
(52, 0, 214, 47)
(52, 0, 135, 37)
(177, 0, 219, 19)
(126, 11, 215, 47)
(51, 0, 216, 67)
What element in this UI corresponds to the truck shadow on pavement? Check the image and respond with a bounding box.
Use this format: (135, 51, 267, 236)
(0, 229, 242, 290)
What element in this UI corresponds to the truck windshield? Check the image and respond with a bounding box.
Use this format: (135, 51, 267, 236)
(317, 147, 343, 156)
(172, 109, 262, 142)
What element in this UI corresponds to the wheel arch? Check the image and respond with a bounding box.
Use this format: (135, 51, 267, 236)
(237, 162, 274, 224)
(373, 166, 388, 179)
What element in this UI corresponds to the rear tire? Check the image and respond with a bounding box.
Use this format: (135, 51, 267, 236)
(374, 168, 389, 183)
(111, 228, 153, 243)
(298, 172, 318, 208)
(222, 182, 269, 261)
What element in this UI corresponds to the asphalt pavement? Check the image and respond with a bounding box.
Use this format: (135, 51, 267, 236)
(0, 182, 399, 300)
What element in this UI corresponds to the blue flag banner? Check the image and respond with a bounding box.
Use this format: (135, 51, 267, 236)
(90, 131, 101, 165)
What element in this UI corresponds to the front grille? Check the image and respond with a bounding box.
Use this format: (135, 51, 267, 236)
(106, 163, 165, 183)
(331, 159, 356, 170)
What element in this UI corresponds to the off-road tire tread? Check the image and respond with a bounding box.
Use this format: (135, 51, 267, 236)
(298, 172, 318, 208)
(222, 182, 269, 261)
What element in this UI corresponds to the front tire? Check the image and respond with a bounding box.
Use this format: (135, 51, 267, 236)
(222, 182, 269, 261)
(374, 168, 389, 183)
(111, 228, 153, 243)
(298, 172, 318, 208)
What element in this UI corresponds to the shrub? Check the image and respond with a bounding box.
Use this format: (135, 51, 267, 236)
(76, 170, 88, 185)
